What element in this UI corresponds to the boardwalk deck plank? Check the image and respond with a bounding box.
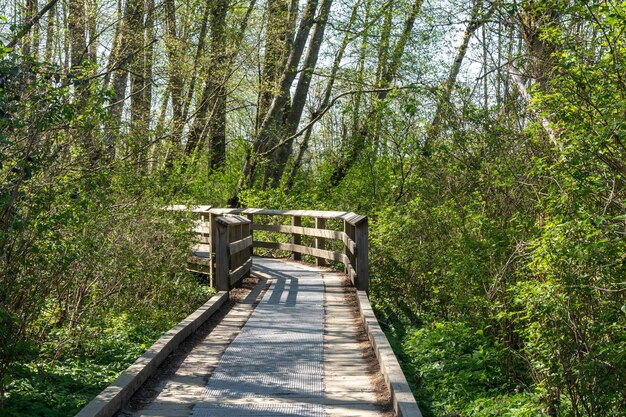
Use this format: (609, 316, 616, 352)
(117, 258, 393, 417)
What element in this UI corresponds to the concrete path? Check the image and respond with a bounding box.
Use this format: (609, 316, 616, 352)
(119, 257, 391, 417)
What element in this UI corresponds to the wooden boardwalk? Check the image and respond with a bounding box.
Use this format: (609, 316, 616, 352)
(117, 257, 392, 417)
(78, 208, 421, 417)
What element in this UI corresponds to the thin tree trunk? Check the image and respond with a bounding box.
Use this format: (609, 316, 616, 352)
(102, 0, 123, 92)
(139, 0, 155, 169)
(241, 0, 320, 187)
(105, 0, 136, 160)
(181, 3, 211, 125)
(185, 0, 256, 158)
(8, 0, 59, 50)
(163, 0, 185, 167)
(184, 0, 228, 158)
(285, 0, 362, 189)
(144, 0, 155, 113)
(43, 1, 56, 62)
(260, 0, 321, 185)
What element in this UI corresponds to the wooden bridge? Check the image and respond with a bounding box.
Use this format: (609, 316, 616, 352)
(75, 208, 422, 417)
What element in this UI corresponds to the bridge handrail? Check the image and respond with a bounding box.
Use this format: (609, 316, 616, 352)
(214, 215, 253, 291)
(170, 206, 369, 291)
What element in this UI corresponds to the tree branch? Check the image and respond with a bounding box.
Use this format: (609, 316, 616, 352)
(7, 0, 60, 50)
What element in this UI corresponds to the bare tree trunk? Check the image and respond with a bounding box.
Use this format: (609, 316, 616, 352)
(285, 0, 362, 189)
(270, 0, 334, 181)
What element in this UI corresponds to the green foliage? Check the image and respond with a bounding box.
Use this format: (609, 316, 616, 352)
(0, 51, 213, 413)
(403, 321, 533, 416)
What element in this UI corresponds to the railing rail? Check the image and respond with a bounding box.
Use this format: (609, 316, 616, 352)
(175, 207, 369, 291)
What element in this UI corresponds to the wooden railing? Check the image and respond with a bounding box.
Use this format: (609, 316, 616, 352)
(214, 215, 253, 291)
(181, 207, 369, 291)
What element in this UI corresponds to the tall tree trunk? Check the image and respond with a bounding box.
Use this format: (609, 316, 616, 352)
(512, 0, 560, 144)
(163, 0, 185, 165)
(7, 0, 58, 51)
(270, 0, 334, 182)
(181, 2, 211, 125)
(185, 0, 256, 159)
(260, 0, 321, 186)
(285, 0, 362, 189)
(128, 0, 147, 161)
(101, 0, 123, 92)
(238, 0, 320, 189)
(206, 0, 229, 170)
(519, 0, 559, 90)
(183, 0, 229, 158)
(68, 0, 87, 71)
(105, 0, 136, 160)
(21, 0, 36, 56)
(138, 0, 155, 168)
(256, 0, 294, 130)
(44, 1, 56, 62)
(87, 0, 97, 60)
(143, 0, 155, 114)
(68, 0, 99, 165)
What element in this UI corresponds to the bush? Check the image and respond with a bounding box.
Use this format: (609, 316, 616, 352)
(403, 321, 534, 416)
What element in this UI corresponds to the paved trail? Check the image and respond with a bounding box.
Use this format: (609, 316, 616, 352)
(119, 257, 390, 417)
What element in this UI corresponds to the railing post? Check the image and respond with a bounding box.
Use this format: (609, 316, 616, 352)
(292, 216, 301, 261)
(245, 214, 253, 277)
(355, 217, 369, 291)
(343, 219, 353, 276)
(199, 211, 211, 286)
(315, 217, 326, 267)
(215, 218, 230, 291)
(209, 212, 217, 287)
